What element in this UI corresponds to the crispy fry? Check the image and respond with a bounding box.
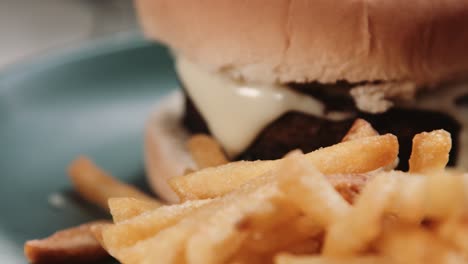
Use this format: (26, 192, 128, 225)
(185, 183, 284, 264)
(437, 213, 468, 254)
(242, 216, 322, 254)
(89, 223, 110, 250)
(115, 224, 190, 264)
(279, 153, 351, 227)
(341, 119, 379, 142)
(102, 199, 211, 251)
(378, 224, 462, 264)
(170, 134, 398, 200)
(323, 174, 399, 257)
(57, 129, 468, 264)
(68, 156, 161, 209)
(108, 197, 161, 223)
(24, 221, 111, 264)
(187, 134, 229, 169)
(387, 173, 426, 223)
(409, 130, 451, 175)
(425, 173, 465, 220)
(275, 254, 386, 264)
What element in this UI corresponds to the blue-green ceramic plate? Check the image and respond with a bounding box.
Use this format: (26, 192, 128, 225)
(0, 32, 177, 263)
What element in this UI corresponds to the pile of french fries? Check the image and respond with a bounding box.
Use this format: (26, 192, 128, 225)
(25, 119, 468, 264)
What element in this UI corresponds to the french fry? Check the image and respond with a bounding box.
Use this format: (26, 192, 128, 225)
(326, 173, 370, 204)
(24, 221, 111, 264)
(170, 134, 398, 200)
(59, 129, 468, 264)
(378, 224, 462, 264)
(114, 169, 284, 264)
(437, 214, 468, 254)
(68, 156, 161, 209)
(226, 249, 270, 264)
(102, 199, 211, 251)
(187, 134, 229, 169)
(323, 174, 399, 257)
(387, 173, 426, 223)
(185, 183, 284, 264)
(112, 193, 233, 263)
(409, 130, 451, 176)
(115, 224, 190, 264)
(108, 197, 161, 223)
(275, 254, 386, 264)
(425, 173, 465, 220)
(235, 197, 301, 234)
(242, 216, 322, 254)
(89, 223, 110, 250)
(279, 153, 351, 227)
(341, 119, 379, 142)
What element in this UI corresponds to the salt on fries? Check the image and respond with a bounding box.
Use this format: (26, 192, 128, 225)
(93, 126, 468, 264)
(24, 221, 111, 264)
(409, 129, 452, 175)
(186, 134, 229, 169)
(68, 156, 161, 209)
(341, 118, 379, 142)
(24, 119, 468, 264)
(170, 134, 398, 200)
(108, 197, 162, 223)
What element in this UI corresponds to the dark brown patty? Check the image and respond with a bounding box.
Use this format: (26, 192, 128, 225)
(182, 89, 461, 171)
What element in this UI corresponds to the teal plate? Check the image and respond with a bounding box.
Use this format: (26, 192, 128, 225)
(0, 32, 177, 263)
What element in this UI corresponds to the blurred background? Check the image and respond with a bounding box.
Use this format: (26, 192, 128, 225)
(0, 0, 139, 69)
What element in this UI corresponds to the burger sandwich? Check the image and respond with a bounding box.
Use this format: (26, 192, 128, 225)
(136, 0, 468, 202)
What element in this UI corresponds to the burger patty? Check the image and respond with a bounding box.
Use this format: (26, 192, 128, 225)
(182, 83, 461, 171)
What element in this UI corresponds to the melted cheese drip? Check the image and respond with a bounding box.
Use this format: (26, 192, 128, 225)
(176, 58, 350, 157)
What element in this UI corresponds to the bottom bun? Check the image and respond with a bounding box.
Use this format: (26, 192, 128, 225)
(144, 91, 195, 203)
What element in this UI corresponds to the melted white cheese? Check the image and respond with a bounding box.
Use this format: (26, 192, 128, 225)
(176, 57, 350, 157)
(176, 57, 468, 168)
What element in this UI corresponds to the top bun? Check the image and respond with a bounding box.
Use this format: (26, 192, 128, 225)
(136, 0, 468, 86)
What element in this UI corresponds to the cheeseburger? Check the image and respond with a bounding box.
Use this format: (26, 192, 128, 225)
(136, 0, 468, 202)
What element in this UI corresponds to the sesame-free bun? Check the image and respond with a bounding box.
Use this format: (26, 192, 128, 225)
(136, 0, 468, 85)
(144, 91, 194, 203)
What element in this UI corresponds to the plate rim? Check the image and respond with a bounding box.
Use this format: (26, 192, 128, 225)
(0, 31, 153, 85)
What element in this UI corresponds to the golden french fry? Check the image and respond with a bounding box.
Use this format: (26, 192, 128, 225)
(425, 174, 465, 220)
(170, 134, 398, 200)
(341, 119, 379, 142)
(242, 216, 322, 254)
(89, 222, 111, 250)
(187, 134, 229, 169)
(279, 153, 351, 227)
(387, 173, 426, 223)
(378, 224, 462, 264)
(326, 173, 370, 204)
(102, 199, 211, 251)
(409, 130, 451, 175)
(341, 119, 400, 170)
(281, 238, 323, 255)
(437, 214, 468, 254)
(115, 224, 190, 264)
(185, 183, 284, 264)
(113, 183, 249, 264)
(275, 254, 386, 264)
(323, 174, 399, 257)
(226, 249, 270, 264)
(108, 197, 162, 223)
(24, 221, 111, 264)
(68, 156, 161, 209)
(235, 197, 301, 234)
